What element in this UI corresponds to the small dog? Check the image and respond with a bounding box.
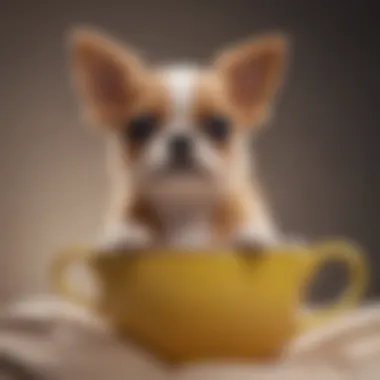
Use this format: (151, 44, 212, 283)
(69, 28, 289, 252)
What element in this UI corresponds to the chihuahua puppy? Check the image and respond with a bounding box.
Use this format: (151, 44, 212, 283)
(69, 28, 289, 252)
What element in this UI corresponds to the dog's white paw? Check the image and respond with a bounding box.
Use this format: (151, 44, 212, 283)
(233, 229, 279, 253)
(98, 224, 153, 255)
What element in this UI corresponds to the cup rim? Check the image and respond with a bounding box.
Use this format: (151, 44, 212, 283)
(92, 245, 312, 263)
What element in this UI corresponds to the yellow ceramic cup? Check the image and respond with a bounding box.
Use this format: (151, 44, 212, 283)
(51, 241, 368, 363)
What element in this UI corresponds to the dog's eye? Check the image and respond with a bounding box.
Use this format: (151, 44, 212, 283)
(203, 116, 230, 141)
(126, 114, 158, 143)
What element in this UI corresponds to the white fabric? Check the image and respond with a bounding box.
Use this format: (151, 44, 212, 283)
(1, 296, 380, 379)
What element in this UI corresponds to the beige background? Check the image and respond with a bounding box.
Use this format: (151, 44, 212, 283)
(0, 0, 377, 305)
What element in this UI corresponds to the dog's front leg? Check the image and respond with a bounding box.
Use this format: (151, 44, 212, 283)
(230, 189, 281, 252)
(98, 220, 154, 254)
(233, 209, 306, 253)
(233, 214, 280, 252)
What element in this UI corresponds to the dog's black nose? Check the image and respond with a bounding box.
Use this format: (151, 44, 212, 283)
(169, 135, 193, 166)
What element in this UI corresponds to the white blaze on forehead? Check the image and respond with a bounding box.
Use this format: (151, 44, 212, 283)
(161, 65, 200, 128)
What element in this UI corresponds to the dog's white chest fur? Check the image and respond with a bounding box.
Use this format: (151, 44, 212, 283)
(156, 202, 214, 248)
(147, 179, 218, 249)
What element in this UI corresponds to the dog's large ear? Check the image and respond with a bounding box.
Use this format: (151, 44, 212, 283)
(69, 28, 146, 127)
(215, 34, 289, 126)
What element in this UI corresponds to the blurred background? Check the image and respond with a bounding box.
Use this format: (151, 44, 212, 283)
(0, 0, 378, 305)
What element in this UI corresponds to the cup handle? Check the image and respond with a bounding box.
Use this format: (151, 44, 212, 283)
(50, 247, 95, 310)
(298, 241, 369, 333)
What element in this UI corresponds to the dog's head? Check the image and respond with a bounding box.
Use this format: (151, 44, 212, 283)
(70, 29, 288, 201)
